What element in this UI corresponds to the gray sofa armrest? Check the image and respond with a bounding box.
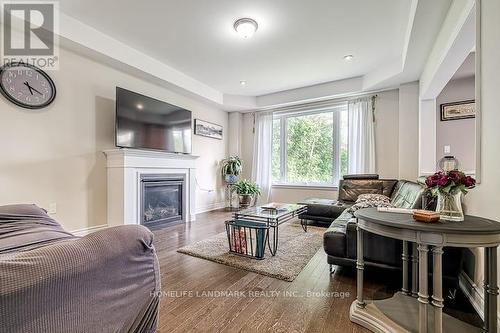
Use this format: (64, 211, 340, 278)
(305, 202, 350, 219)
(323, 210, 354, 257)
(0, 225, 161, 333)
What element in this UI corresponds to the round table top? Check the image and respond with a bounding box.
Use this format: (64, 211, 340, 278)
(354, 208, 500, 235)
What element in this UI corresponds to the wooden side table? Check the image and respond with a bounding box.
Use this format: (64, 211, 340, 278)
(350, 208, 500, 333)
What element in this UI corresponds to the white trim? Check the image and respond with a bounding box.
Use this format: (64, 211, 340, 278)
(401, 0, 419, 70)
(272, 184, 338, 191)
(475, 0, 482, 184)
(104, 149, 198, 226)
(71, 224, 109, 237)
(419, 170, 476, 176)
(419, 0, 476, 99)
(195, 202, 226, 214)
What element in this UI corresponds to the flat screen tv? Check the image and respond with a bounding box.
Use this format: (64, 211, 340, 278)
(115, 87, 192, 153)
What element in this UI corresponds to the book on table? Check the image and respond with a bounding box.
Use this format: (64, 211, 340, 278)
(227, 220, 267, 258)
(260, 202, 289, 211)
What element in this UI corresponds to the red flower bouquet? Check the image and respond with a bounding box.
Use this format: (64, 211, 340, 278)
(425, 170, 476, 196)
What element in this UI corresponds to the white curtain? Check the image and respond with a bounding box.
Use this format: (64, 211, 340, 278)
(251, 111, 273, 204)
(347, 97, 376, 174)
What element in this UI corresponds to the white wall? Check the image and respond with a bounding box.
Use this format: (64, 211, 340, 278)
(435, 76, 476, 172)
(464, 0, 500, 287)
(241, 113, 254, 180)
(0, 46, 228, 232)
(374, 89, 400, 179)
(240, 89, 401, 203)
(398, 82, 420, 181)
(228, 112, 243, 157)
(419, 99, 437, 175)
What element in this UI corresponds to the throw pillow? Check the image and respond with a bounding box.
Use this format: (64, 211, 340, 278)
(348, 194, 394, 213)
(356, 193, 391, 203)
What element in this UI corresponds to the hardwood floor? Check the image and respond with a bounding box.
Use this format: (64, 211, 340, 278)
(152, 210, 394, 333)
(152, 209, 482, 332)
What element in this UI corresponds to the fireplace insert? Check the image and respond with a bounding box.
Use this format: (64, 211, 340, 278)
(140, 174, 185, 227)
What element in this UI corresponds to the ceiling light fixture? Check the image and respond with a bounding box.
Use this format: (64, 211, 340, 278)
(240, 80, 247, 86)
(343, 54, 354, 62)
(234, 18, 258, 38)
(136, 103, 144, 110)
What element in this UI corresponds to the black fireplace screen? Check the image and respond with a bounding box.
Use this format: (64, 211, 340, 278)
(141, 175, 184, 226)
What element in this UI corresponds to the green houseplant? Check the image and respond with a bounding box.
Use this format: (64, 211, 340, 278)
(233, 179, 260, 208)
(221, 156, 242, 184)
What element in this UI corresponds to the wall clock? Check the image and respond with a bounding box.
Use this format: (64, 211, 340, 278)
(0, 62, 56, 109)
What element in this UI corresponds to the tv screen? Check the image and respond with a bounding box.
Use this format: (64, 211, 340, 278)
(115, 87, 192, 153)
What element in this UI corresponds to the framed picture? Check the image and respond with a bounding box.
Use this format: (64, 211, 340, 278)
(194, 119, 223, 140)
(440, 100, 476, 121)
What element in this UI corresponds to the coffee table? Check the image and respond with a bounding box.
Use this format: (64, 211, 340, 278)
(233, 203, 307, 256)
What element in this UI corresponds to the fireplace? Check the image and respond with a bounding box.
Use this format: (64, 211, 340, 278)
(104, 148, 198, 227)
(140, 174, 185, 227)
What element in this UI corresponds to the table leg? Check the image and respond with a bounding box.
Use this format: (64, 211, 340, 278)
(484, 246, 498, 332)
(356, 225, 365, 308)
(267, 226, 279, 256)
(417, 244, 429, 333)
(431, 246, 444, 333)
(402, 240, 409, 295)
(301, 218, 307, 232)
(412, 243, 419, 298)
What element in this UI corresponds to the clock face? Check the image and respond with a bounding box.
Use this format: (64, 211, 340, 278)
(0, 63, 56, 109)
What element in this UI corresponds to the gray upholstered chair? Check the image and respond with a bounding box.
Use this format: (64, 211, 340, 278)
(0, 204, 161, 333)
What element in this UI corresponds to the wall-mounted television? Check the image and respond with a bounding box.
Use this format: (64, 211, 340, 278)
(115, 87, 192, 154)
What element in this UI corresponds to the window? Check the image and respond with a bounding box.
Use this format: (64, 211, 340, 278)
(272, 104, 348, 187)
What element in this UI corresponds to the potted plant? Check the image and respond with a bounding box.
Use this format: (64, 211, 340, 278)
(233, 179, 261, 208)
(221, 156, 242, 184)
(425, 170, 476, 221)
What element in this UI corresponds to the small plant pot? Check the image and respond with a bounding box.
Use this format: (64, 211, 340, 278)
(225, 174, 238, 184)
(238, 194, 253, 208)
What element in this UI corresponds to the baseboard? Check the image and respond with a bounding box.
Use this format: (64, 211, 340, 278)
(70, 204, 224, 235)
(458, 270, 500, 330)
(70, 224, 109, 237)
(195, 202, 226, 214)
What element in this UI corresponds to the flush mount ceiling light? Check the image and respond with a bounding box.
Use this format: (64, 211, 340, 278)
(234, 18, 258, 38)
(240, 80, 247, 86)
(343, 54, 354, 62)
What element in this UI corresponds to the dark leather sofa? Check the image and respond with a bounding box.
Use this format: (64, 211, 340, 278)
(299, 175, 463, 288)
(325, 175, 424, 270)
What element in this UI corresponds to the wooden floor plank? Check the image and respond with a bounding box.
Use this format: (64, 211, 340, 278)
(153, 209, 479, 333)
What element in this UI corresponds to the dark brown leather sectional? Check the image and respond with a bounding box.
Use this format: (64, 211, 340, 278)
(299, 174, 464, 288)
(324, 176, 425, 270)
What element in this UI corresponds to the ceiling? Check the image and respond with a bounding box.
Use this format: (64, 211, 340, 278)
(61, 0, 413, 96)
(59, 0, 453, 107)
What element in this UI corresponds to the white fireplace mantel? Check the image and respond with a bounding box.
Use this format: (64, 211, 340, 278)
(104, 148, 199, 226)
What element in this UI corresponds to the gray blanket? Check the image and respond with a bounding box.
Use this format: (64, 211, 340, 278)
(0, 204, 161, 333)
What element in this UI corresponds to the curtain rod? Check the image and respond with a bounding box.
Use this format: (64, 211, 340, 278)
(251, 89, 386, 114)
(256, 92, 379, 115)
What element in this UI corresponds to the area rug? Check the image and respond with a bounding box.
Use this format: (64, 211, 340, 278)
(177, 222, 324, 281)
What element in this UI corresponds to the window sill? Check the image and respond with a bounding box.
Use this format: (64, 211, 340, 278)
(272, 184, 338, 191)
